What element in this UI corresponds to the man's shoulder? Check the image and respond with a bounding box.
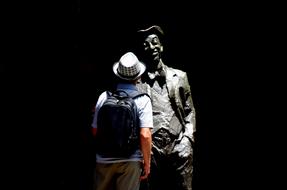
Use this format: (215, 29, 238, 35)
(165, 65, 187, 78)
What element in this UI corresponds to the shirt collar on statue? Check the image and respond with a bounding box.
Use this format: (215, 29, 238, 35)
(147, 60, 165, 80)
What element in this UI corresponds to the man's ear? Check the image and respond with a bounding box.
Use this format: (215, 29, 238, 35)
(160, 46, 163, 52)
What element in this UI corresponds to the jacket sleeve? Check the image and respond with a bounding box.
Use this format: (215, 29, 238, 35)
(180, 72, 196, 143)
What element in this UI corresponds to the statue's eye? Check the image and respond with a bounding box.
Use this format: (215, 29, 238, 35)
(152, 37, 160, 45)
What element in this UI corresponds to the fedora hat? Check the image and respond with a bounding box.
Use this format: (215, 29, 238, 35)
(137, 25, 164, 40)
(113, 52, 146, 81)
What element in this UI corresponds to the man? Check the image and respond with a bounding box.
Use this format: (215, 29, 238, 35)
(136, 25, 196, 190)
(91, 52, 153, 190)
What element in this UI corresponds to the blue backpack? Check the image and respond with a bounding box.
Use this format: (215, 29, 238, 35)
(96, 90, 149, 158)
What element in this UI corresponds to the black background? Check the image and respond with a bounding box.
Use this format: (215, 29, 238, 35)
(1, 1, 282, 190)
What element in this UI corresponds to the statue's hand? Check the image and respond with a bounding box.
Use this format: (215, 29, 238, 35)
(172, 136, 192, 158)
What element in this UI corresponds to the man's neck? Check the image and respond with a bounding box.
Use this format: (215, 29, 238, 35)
(149, 59, 163, 73)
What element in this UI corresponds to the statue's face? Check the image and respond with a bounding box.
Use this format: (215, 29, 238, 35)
(143, 34, 163, 64)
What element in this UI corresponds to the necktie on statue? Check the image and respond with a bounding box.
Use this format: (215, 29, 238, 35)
(147, 70, 166, 86)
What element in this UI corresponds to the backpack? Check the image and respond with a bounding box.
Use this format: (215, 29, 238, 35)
(96, 89, 149, 158)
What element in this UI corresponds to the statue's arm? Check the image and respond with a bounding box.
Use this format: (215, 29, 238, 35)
(180, 72, 196, 143)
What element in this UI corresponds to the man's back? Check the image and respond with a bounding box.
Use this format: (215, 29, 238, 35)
(91, 52, 153, 190)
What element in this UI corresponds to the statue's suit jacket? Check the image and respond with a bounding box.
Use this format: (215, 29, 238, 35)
(138, 63, 196, 143)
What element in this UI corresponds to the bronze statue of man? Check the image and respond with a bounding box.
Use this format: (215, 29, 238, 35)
(136, 25, 196, 190)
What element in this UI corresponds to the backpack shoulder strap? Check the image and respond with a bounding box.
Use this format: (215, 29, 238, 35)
(106, 91, 112, 97)
(130, 91, 151, 100)
(112, 90, 129, 98)
(113, 89, 150, 100)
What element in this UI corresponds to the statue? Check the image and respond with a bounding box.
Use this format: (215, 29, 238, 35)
(136, 25, 196, 190)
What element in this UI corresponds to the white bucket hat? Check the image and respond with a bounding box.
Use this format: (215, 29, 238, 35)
(113, 52, 146, 81)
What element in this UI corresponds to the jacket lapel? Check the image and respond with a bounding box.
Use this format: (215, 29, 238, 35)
(165, 65, 176, 100)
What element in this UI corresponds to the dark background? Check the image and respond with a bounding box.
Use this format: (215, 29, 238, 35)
(1, 1, 282, 190)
